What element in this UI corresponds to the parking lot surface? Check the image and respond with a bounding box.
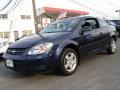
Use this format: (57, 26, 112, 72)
(0, 39, 120, 90)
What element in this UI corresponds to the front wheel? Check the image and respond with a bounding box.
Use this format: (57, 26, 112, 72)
(58, 48, 78, 75)
(107, 38, 116, 54)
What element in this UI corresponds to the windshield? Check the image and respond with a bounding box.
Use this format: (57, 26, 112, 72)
(40, 18, 79, 33)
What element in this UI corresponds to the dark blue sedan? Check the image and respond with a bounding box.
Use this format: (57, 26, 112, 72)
(3, 16, 118, 75)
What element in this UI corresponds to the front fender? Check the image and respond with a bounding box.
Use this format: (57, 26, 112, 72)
(109, 26, 118, 38)
(56, 40, 79, 57)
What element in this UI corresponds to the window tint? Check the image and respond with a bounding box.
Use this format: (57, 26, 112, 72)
(40, 18, 79, 33)
(82, 18, 100, 30)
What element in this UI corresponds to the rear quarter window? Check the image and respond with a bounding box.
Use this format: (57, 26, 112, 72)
(99, 19, 109, 27)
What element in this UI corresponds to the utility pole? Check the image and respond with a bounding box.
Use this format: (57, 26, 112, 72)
(8, 20, 13, 42)
(115, 10, 120, 19)
(32, 0, 39, 33)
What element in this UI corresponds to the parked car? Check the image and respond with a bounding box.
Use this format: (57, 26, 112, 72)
(106, 20, 120, 36)
(0, 38, 9, 56)
(3, 16, 118, 75)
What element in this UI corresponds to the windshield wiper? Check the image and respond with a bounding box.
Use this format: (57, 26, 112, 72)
(40, 31, 57, 33)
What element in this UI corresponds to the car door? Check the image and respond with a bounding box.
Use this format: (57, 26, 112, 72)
(80, 18, 103, 55)
(98, 18, 112, 47)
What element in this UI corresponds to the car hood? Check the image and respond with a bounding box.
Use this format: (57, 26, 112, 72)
(9, 32, 71, 49)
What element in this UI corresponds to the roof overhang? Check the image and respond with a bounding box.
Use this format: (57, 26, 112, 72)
(38, 7, 89, 18)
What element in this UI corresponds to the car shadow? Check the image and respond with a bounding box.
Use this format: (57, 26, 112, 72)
(97, 50, 108, 55)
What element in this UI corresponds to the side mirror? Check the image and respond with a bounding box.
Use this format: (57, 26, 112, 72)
(82, 26, 92, 31)
(81, 26, 92, 35)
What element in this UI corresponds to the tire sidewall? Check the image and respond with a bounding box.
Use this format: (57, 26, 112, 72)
(107, 38, 116, 54)
(59, 48, 78, 75)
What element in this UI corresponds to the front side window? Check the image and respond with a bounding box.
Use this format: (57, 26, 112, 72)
(82, 18, 100, 30)
(40, 18, 79, 33)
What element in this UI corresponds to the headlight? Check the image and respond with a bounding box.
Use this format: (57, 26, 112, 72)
(28, 43, 53, 55)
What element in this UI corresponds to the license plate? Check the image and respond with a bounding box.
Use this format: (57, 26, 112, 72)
(6, 59, 14, 68)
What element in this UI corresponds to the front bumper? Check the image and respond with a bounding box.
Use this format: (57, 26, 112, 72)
(3, 54, 57, 71)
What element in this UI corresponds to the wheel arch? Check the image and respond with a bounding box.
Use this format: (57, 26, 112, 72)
(111, 35, 117, 42)
(64, 44, 80, 65)
(56, 41, 80, 65)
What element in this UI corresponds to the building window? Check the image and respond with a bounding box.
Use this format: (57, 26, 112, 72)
(26, 15, 31, 19)
(21, 15, 25, 19)
(21, 15, 31, 20)
(4, 32, 9, 38)
(0, 32, 3, 38)
(0, 32, 9, 38)
(22, 30, 32, 36)
(0, 14, 8, 20)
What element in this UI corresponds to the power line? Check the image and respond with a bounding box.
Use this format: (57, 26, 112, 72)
(69, 0, 108, 16)
(102, 0, 120, 19)
(102, 0, 120, 9)
(6, 0, 23, 14)
(6, 0, 20, 12)
(80, 0, 115, 12)
(0, 0, 12, 11)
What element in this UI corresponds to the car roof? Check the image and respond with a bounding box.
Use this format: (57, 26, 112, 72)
(66, 15, 99, 21)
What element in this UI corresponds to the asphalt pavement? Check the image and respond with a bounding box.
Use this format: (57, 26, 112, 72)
(0, 39, 120, 90)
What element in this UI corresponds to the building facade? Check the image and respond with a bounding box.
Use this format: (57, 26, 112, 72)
(0, 5, 89, 42)
(0, 13, 35, 42)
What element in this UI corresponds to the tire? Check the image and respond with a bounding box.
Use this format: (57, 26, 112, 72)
(58, 48, 78, 75)
(107, 38, 116, 54)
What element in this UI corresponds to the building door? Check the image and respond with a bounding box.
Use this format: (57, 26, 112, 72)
(14, 31, 19, 40)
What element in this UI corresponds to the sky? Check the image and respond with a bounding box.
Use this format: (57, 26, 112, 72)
(0, 0, 120, 19)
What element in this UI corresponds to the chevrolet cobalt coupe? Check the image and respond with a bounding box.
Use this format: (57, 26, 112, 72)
(3, 16, 118, 75)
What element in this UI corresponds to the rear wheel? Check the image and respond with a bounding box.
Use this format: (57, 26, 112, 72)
(107, 38, 116, 54)
(58, 48, 78, 75)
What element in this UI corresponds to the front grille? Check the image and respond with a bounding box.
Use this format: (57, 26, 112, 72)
(13, 60, 46, 70)
(14, 60, 44, 67)
(7, 48, 26, 55)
